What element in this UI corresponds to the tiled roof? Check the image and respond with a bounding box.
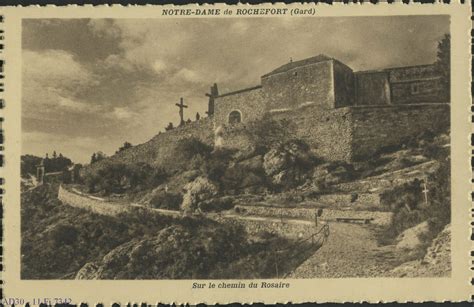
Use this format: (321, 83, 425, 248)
(262, 54, 333, 78)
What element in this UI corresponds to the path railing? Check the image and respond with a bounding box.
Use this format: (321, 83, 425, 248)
(272, 221, 330, 279)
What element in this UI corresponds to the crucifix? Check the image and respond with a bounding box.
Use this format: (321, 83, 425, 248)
(422, 180, 429, 205)
(175, 97, 188, 126)
(205, 83, 218, 116)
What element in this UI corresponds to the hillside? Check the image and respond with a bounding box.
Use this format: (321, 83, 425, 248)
(22, 124, 451, 279)
(21, 184, 318, 279)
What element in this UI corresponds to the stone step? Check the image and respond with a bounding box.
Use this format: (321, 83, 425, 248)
(255, 192, 382, 210)
(332, 161, 438, 193)
(233, 204, 392, 226)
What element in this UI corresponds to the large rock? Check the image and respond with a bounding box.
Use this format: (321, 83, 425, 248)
(75, 223, 248, 279)
(390, 224, 451, 277)
(263, 140, 313, 189)
(181, 176, 218, 214)
(423, 223, 450, 265)
(75, 262, 100, 280)
(395, 221, 430, 250)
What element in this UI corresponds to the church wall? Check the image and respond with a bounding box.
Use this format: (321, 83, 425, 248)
(354, 71, 391, 106)
(350, 103, 450, 160)
(390, 79, 444, 104)
(333, 60, 355, 107)
(355, 64, 446, 106)
(261, 60, 335, 111)
(388, 65, 445, 104)
(213, 87, 265, 128)
(269, 104, 354, 161)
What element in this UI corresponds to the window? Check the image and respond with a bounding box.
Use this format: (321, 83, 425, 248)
(228, 110, 242, 124)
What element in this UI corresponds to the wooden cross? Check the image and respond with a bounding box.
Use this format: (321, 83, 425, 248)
(422, 180, 429, 205)
(175, 97, 188, 126)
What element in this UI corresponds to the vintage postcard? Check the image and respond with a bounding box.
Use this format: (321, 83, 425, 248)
(1, 3, 471, 304)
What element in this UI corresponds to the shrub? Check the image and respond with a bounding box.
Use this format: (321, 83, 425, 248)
(378, 157, 450, 246)
(175, 137, 213, 160)
(244, 115, 295, 152)
(199, 197, 235, 212)
(50, 224, 79, 247)
(83, 162, 168, 195)
(380, 179, 423, 211)
(150, 191, 183, 210)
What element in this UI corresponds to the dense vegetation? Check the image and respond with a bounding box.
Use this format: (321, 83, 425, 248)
(377, 131, 450, 246)
(83, 162, 168, 195)
(21, 153, 73, 178)
(21, 184, 315, 279)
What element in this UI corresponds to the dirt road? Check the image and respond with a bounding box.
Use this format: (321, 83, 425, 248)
(289, 222, 403, 278)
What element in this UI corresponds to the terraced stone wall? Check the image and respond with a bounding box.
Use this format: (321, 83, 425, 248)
(350, 104, 450, 160)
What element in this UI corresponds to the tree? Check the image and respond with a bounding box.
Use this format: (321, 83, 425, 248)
(196, 112, 200, 121)
(91, 151, 106, 164)
(52, 151, 57, 159)
(435, 33, 450, 101)
(116, 141, 133, 154)
(95, 151, 107, 162)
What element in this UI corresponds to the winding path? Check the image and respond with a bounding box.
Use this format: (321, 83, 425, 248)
(289, 223, 401, 278)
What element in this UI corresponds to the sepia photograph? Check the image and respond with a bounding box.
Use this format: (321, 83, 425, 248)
(20, 16, 452, 280)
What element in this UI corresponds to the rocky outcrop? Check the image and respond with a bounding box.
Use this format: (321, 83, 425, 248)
(395, 221, 430, 250)
(389, 224, 451, 277)
(75, 223, 248, 279)
(263, 140, 313, 189)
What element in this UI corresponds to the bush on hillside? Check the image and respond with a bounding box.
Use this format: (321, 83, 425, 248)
(199, 197, 235, 212)
(149, 191, 183, 210)
(165, 137, 213, 173)
(50, 224, 79, 247)
(378, 158, 450, 246)
(175, 137, 213, 160)
(244, 115, 295, 153)
(83, 161, 168, 195)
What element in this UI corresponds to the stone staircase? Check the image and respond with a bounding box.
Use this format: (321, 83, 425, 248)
(225, 161, 439, 229)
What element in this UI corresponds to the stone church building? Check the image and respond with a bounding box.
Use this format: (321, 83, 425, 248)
(102, 54, 449, 168)
(211, 54, 449, 161)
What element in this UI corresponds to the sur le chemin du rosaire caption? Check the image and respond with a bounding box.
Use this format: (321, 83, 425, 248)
(162, 8, 316, 17)
(192, 281, 291, 289)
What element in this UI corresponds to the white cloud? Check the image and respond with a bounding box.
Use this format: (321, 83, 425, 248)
(88, 19, 121, 39)
(173, 68, 205, 84)
(23, 49, 95, 88)
(22, 49, 100, 119)
(152, 59, 167, 74)
(112, 107, 137, 120)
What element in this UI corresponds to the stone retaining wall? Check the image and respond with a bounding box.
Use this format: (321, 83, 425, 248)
(351, 104, 449, 160)
(215, 215, 315, 238)
(234, 205, 392, 226)
(58, 185, 129, 216)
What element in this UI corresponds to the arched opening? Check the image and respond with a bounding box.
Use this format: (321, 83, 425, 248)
(228, 110, 242, 124)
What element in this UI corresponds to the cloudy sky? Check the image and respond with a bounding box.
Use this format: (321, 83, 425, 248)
(22, 16, 449, 163)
